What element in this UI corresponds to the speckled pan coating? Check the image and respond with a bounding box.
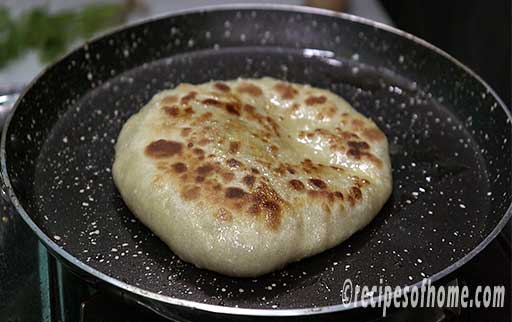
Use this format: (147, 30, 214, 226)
(1, 5, 511, 319)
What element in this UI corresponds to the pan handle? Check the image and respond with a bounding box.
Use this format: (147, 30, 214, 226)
(0, 90, 20, 202)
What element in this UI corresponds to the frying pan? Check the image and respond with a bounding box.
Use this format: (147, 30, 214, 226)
(2, 4, 511, 321)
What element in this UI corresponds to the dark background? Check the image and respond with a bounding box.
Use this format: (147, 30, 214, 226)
(381, 0, 511, 107)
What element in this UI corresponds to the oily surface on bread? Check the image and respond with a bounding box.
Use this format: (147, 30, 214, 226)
(113, 77, 392, 277)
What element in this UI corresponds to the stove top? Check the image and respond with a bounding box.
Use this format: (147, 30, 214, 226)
(1, 188, 510, 322)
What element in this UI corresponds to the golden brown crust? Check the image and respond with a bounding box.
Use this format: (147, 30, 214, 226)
(113, 77, 392, 277)
(214, 82, 230, 92)
(236, 82, 263, 97)
(145, 140, 182, 158)
(273, 82, 298, 99)
(305, 95, 327, 105)
(138, 78, 389, 232)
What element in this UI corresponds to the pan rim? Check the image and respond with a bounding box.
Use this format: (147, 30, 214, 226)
(2, 3, 511, 317)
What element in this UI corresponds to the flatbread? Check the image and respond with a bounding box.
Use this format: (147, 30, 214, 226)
(113, 77, 392, 277)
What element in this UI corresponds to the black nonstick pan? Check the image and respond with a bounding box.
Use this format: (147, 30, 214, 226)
(2, 5, 511, 321)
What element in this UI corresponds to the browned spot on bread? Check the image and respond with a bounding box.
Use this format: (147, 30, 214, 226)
(263, 201, 281, 230)
(270, 145, 279, 153)
(336, 129, 360, 140)
(307, 190, 319, 198)
(242, 175, 255, 188)
(172, 162, 187, 173)
(237, 83, 263, 97)
(197, 164, 214, 176)
(327, 192, 336, 203)
(191, 148, 202, 154)
(226, 158, 242, 168)
(348, 141, 370, 150)
(163, 106, 179, 117)
(191, 112, 212, 126)
(246, 183, 285, 230)
(181, 127, 192, 137)
(214, 82, 230, 92)
(347, 186, 362, 206)
(347, 140, 370, 159)
(287, 167, 296, 174)
(300, 131, 313, 140)
(187, 142, 194, 148)
(247, 204, 259, 215)
(301, 128, 362, 152)
(251, 168, 260, 174)
(200, 98, 242, 116)
(363, 127, 385, 142)
(265, 116, 280, 135)
(316, 113, 326, 121)
(198, 138, 211, 146)
(201, 98, 222, 106)
(215, 207, 232, 221)
(243, 104, 255, 113)
(289, 179, 305, 191)
(334, 191, 344, 200)
(309, 178, 327, 189)
(184, 107, 194, 115)
(225, 187, 246, 199)
(351, 187, 363, 200)
(351, 118, 365, 128)
(180, 91, 197, 104)
(274, 163, 287, 175)
(225, 103, 241, 116)
(305, 95, 327, 105)
(221, 172, 235, 183)
(273, 83, 298, 99)
(351, 150, 379, 164)
(195, 175, 205, 183)
(145, 140, 182, 158)
(182, 186, 201, 201)
(301, 159, 327, 175)
(347, 149, 363, 158)
(242, 103, 281, 136)
(161, 95, 178, 105)
(346, 140, 382, 167)
(326, 106, 337, 117)
(307, 190, 333, 200)
(192, 148, 205, 159)
(229, 141, 240, 153)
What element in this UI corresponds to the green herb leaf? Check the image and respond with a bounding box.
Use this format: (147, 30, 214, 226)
(0, 2, 137, 69)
